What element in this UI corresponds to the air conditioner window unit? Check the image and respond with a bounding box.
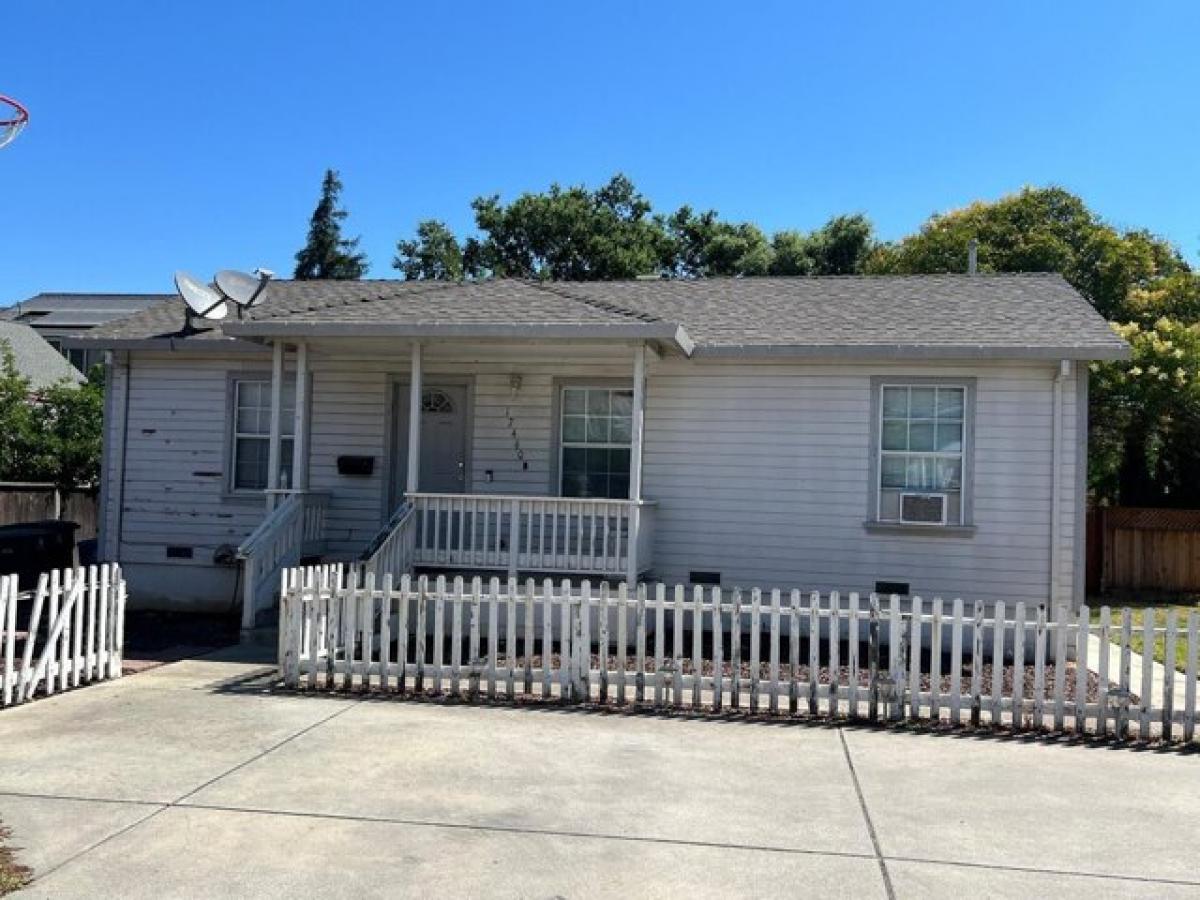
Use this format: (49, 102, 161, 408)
(899, 492, 947, 525)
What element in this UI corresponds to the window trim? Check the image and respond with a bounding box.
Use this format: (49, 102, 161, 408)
(866, 376, 976, 534)
(550, 377, 634, 498)
(223, 372, 300, 499)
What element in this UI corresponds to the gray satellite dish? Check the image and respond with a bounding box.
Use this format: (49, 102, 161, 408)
(215, 269, 273, 312)
(174, 271, 228, 327)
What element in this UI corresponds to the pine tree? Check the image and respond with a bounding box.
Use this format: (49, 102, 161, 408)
(293, 169, 369, 280)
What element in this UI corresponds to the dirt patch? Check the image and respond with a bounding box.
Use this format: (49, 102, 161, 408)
(0, 824, 31, 897)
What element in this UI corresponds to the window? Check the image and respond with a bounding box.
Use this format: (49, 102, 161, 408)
(559, 386, 632, 499)
(231, 379, 295, 492)
(877, 384, 967, 525)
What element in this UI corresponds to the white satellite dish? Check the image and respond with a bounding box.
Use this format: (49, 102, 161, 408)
(215, 269, 273, 312)
(174, 271, 228, 328)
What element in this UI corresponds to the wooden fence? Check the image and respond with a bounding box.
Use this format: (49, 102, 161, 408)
(0, 484, 97, 538)
(279, 567, 1199, 744)
(0, 565, 126, 707)
(1089, 506, 1200, 594)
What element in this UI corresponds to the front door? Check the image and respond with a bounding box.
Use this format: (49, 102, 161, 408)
(393, 383, 469, 502)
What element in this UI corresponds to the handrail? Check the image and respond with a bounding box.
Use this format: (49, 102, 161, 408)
(238, 491, 329, 631)
(360, 501, 417, 581)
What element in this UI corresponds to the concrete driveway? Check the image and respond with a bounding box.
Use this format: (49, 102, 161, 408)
(1, 647, 1197, 899)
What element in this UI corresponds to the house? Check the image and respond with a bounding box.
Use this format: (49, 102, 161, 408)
(65, 275, 1128, 629)
(2, 292, 172, 373)
(0, 320, 84, 391)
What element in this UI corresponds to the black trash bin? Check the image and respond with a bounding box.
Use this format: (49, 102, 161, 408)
(0, 520, 78, 590)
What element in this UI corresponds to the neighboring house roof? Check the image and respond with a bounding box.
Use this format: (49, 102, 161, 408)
(65, 274, 1130, 361)
(1, 293, 174, 330)
(0, 321, 84, 389)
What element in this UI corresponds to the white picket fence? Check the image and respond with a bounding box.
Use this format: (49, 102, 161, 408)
(278, 567, 1200, 743)
(1, 565, 127, 707)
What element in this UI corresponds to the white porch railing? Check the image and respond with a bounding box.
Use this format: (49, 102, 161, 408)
(407, 493, 656, 578)
(359, 502, 417, 581)
(238, 491, 329, 630)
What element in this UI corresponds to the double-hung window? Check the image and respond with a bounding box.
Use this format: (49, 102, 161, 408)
(231, 378, 295, 492)
(559, 386, 633, 499)
(876, 383, 968, 526)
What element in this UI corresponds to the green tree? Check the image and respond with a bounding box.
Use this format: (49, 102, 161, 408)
(867, 187, 1184, 319)
(470, 174, 669, 280)
(0, 344, 37, 482)
(393, 220, 465, 280)
(768, 214, 877, 276)
(1090, 318, 1200, 506)
(28, 369, 105, 491)
(664, 207, 773, 276)
(0, 347, 103, 490)
(293, 169, 369, 280)
(804, 214, 876, 275)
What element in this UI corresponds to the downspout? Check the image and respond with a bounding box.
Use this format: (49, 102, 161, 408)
(1050, 359, 1070, 612)
(111, 352, 131, 562)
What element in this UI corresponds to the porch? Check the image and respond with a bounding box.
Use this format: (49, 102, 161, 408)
(236, 338, 660, 630)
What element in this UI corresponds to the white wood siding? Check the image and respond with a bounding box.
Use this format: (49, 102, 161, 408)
(306, 343, 632, 556)
(641, 358, 1082, 606)
(105, 342, 1082, 609)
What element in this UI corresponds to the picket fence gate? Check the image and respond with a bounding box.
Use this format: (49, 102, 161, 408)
(278, 566, 1200, 743)
(0, 565, 127, 707)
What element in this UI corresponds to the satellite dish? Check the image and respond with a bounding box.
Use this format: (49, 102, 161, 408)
(215, 269, 273, 311)
(174, 271, 228, 326)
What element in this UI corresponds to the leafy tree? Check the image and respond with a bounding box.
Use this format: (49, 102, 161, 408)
(293, 169, 369, 280)
(0, 347, 103, 490)
(867, 187, 1185, 319)
(470, 174, 668, 280)
(768, 214, 877, 276)
(394, 220, 465, 280)
(664, 207, 773, 276)
(29, 370, 105, 491)
(1090, 318, 1200, 506)
(0, 345, 37, 481)
(768, 230, 814, 276)
(804, 214, 876, 275)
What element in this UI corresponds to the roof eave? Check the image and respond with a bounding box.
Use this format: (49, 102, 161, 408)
(60, 335, 265, 353)
(691, 343, 1132, 362)
(222, 319, 695, 354)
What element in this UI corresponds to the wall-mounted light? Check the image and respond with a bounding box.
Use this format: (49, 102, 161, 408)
(509, 373, 523, 396)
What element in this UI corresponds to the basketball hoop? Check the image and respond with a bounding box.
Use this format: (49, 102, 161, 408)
(0, 95, 29, 150)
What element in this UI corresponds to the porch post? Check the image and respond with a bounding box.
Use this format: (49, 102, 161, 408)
(291, 341, 309, 493)
(626, 342, 646, 585)
(406, 341, 422, 495)
(266, 340, 284, 511)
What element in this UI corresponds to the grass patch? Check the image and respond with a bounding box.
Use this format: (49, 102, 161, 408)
(1088, 594, 1199, 674)
(0, 824, 31, 896)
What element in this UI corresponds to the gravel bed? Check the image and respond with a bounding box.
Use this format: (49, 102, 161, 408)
(480, 653, 1131, 704)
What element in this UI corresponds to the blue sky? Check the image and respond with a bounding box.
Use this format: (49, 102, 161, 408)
(3, 1, 1198, 306)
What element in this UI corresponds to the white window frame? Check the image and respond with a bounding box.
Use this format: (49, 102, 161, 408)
(228, 377, 295, 494)
(874, 381, 972, 528)
(557, 384, 634, 499)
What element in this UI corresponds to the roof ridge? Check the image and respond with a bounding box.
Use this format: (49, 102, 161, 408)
(525, 280, 664, 324)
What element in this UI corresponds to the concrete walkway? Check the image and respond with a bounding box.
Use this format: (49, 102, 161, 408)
(1, 648, 1197, 899)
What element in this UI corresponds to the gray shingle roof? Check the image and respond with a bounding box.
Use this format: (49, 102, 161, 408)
(69, 274, 1128, 360)
(1, 293, 173, 329)
(0, 322, 84, 389)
